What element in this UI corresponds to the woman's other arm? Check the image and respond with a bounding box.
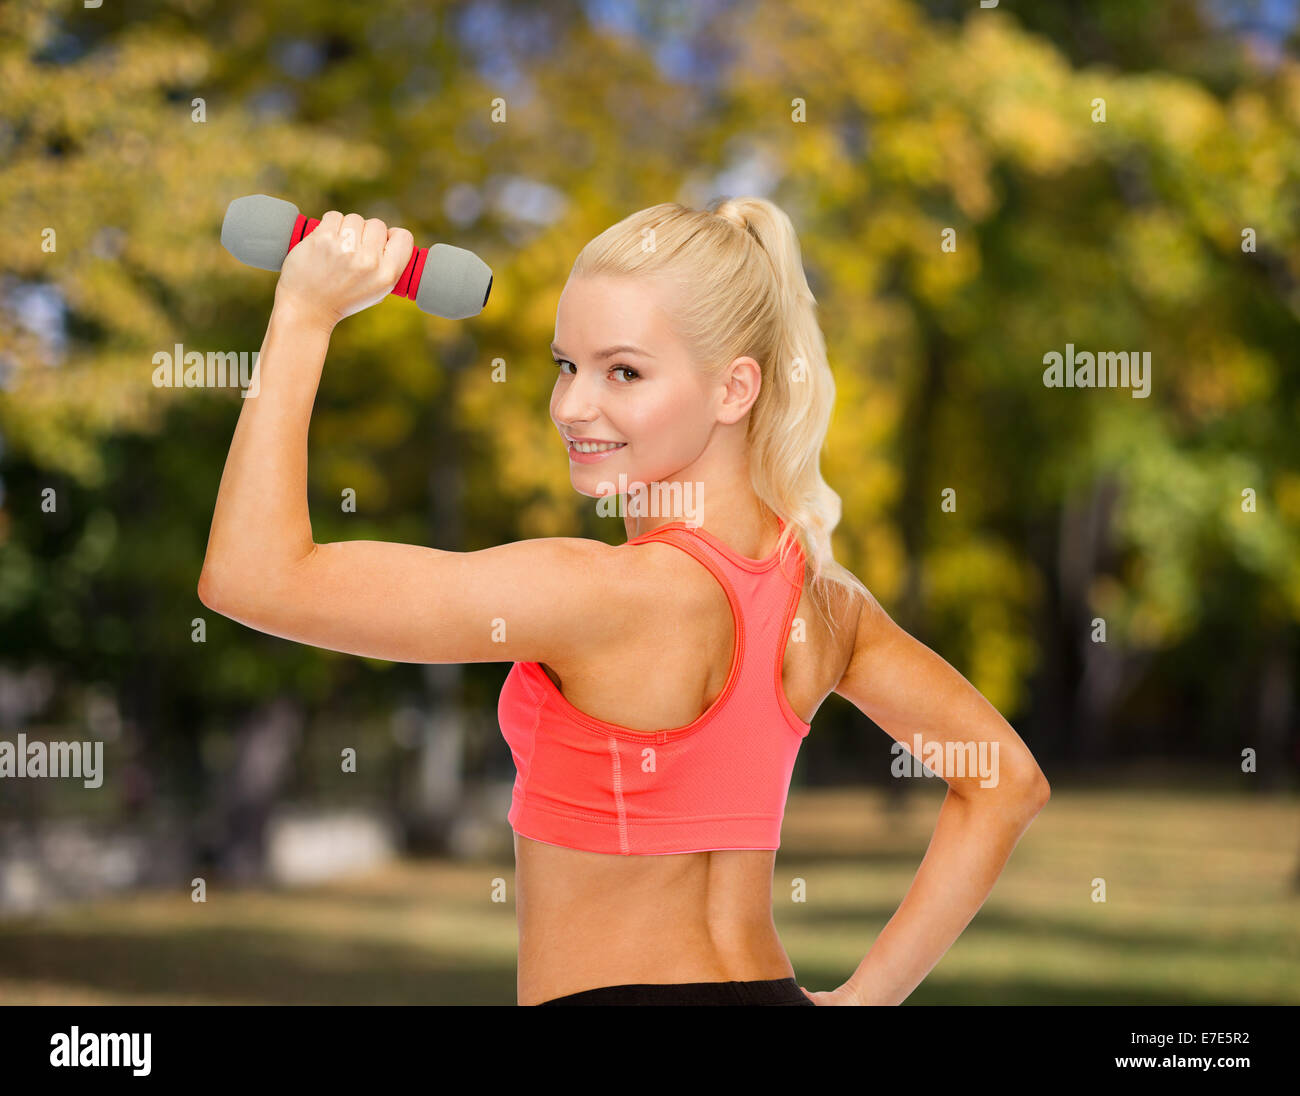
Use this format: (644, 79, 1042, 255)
(828, 589, 1051, 1005)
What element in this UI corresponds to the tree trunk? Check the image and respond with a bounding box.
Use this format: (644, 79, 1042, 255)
(210, 695, 303, 883)
(1256, 627, 1292, 793)
(888, 327, 948, 812)
(405, 331, 472, 853)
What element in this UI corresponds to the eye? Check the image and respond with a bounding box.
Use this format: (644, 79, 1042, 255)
(552, 358, 640, 383)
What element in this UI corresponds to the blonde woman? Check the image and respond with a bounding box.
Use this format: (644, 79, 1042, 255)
(199, 197, 1050, 1006)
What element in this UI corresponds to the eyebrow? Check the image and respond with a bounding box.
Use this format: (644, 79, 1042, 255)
(550, 343, 654, 360)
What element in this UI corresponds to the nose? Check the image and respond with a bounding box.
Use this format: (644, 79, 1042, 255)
(552, 367, 601, 426)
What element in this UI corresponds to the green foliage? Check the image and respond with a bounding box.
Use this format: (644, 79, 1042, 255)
(1, 0, 1297, 766)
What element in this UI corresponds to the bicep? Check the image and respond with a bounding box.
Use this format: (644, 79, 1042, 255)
(198, 536, 625, 665)
(833, 590, 1048, 799)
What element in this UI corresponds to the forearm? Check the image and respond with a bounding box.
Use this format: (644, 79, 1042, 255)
(199, 298, 334, 599)
(846, 783, 1047, 1005)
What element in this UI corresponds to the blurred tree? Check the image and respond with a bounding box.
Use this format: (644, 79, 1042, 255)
(0, 0, 1296, 884)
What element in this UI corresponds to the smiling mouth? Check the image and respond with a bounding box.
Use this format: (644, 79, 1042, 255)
(568, 439, 627, 453)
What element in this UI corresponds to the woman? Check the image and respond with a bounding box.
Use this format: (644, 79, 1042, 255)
(199, 196, 1050, 1006)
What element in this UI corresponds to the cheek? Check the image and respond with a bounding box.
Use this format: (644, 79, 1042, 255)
(626, 388, 701, 442)
(613, 403, 711, 480)
(642, 394, 708, 452)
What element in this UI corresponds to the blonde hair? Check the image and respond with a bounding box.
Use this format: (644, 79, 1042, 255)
(570, 197, 869, 633)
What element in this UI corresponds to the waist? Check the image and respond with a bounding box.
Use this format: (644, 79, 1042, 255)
(514, 835, 793, 1005)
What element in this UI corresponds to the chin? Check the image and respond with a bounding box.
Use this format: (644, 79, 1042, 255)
(569, 463, 635, 497)
(571, 478, 624, 499)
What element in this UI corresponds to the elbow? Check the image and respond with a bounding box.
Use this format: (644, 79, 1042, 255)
(197, 572, 223, 613)
(1034, 774, 1051, 804)
(1015, 770, 1051, 816)
(197, 567, 237, 615)
(952, 769, 1050, 821)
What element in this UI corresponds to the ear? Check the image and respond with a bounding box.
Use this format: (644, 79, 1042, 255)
(716, 355, 762, 424)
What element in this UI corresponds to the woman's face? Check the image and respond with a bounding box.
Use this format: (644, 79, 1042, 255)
(550, 274, 722, 498)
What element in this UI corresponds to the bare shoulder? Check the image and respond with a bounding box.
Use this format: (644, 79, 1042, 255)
(533, 533, 732, 691)
(499, 534, 663, 663)
(594, 534, 729, 628)
(823, 574, 874, 676)
(510, 534, 724, 664)
(829, 576, 891, 692)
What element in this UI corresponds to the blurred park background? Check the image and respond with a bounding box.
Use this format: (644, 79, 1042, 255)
(0, 0, 1298, 1004)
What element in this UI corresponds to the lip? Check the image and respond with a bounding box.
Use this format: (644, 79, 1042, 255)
(564, 433, 624, 444)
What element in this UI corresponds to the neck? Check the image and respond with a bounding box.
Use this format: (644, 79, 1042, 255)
(622, 431, 778, 557)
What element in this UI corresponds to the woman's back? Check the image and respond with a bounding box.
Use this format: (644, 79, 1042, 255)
(507, 515, 860, 1004)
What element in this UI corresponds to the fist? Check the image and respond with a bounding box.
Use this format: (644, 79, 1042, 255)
(275, 211, 415, 328)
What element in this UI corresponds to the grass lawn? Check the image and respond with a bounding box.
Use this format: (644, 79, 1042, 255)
(0, 785, 1295, 1004)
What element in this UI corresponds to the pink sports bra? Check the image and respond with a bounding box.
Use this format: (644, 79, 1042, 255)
(497, 516, 810, 856)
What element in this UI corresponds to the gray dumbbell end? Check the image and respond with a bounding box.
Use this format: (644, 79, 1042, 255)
(221, 194, 300, 271)
(416, 243, 493, 319)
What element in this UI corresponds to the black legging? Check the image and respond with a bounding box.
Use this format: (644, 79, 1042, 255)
(538, 977, 815, 1005)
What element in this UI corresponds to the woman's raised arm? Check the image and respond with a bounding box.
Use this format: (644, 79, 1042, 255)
(198, 211, 639, 666)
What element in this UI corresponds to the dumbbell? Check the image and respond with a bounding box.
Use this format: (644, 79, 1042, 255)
(220, 194, 492, 319)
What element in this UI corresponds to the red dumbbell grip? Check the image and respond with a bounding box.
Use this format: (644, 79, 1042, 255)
(290, 214, 427, 301)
